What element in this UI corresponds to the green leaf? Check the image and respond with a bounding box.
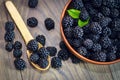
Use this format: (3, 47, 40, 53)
(78, 18, 89, 28)
(67, 9, 80, 19)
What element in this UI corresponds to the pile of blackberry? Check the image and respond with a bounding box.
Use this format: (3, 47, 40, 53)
(62, 0, 120, 62)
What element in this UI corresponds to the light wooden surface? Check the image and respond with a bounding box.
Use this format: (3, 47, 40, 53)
(0, 0, 120, 80)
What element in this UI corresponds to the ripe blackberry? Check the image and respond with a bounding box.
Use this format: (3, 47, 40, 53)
(44, 18, 55, 30)
(107, 46, 117, 54)
(71, 0, 84, 10)
(4, 31, 15, 42)
(91, 0, 102, 7)
(59, 41, 67, 50)
(77, 46, 87, 57)
(91, 52, 107, 62)
(27, 39, 38, 52)
(70, 54, 82, 64)
(13, 49, 22, 58)
(102, 27, 111, 37)
(103, 0, 115, 8)
(46, 47, 57, 57)
(92, 13, 104, 22)
(100, 6, 110, 16)
(111, 18, 120, 31)
(36, 35, 46, 46)
(38, 58, 48, 68)
(100, 36, 112, 49)
(107, 53, 116, 61)
(5, 21, 14, 31)
(92, 43, 102, 52)
(88, 34, 100, 42)
(64, 27, 73, 38)
(14, 41, 22, 49)
(14, 58, 26, 70)
(73, 26, 84, 39)
(38, 47, 49, 59)
(62, 16, 74, 29)
(83, 39, 93, 49)
(5, 42, 13, 52)
(28, 0, 38, 8)
(83, 24, 90, 34)
(30, 53, 39, 64)
(58, 49, 69, 61)
(51, 57, 62, 68)
(72, 39, 82, 48)
(27, 17, 38, 27)
(110, 9, 119, 18)
(90, 22, 102, 34)
(79, 8, 89, 21)
(99, 17, 112, 28)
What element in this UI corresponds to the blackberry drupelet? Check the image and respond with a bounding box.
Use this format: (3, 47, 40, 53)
(58, 49, 69, 61)
(92, 43, 102, 52)
(27, 39, 38, 52)
(4, 31, 15, 42)
(107, 53, 116, 61)
(102, 27, 111, 37)
(46, 47, 57, 57)
(27, 17, 38, 27)
(38, 47, 49, 59)
(51, 57, 62, 68)
(90, 22, 102, 34)
(83, 39, 93, 49)
(79, 8, 89, 21)
(30, 53, 40, 64)
(14, 41, 22, 49)
(14, 58, 26, 70)
(5, 42, 13, 52)
(111, 18, 120, 31)
(92, 13, 104, 22)
(62, 16, 74, 29)
(5, 21, 14, 31)
(13, 49, 22, 58)
(72, 39, 82, 48)
(36, 35, 46, 46)
(28, 0, 38, 8)
(44, 18, 55, 30)
(73, 26, 84, 39)
(91, 0, 102, 7)
(38, 58, 48, 68)
(110, 9, 119, 18)
(70, 54, 82, 64)
(77, 46, 87, 57)
(100, 6, 110, 16)
(64, 27, 73, 38)
(59, 41, 67, 50)
(71, 0, 84, 10)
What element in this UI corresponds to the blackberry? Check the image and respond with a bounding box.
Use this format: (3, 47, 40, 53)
(103, 0, 115, 8)
(92, 13, 104, 22)
(67, 38, 74, 46)
(70, 54, 82, 64)
(91, 52, 107, 62)
(44, 18, 55, 30)
(88, 34, 100, 42)
(83, 39, 93, 49)
(36, 35, 46, 46)
(38, 58, 48, 68)
(110, 9, 119, 18)
(100, 6, 110, 16)
(14, 58, 26, 70)
(100, 36, 112, 49)
(59, 41, 67, 50)
(27, 39, 38, 52)
(73, 26, 84, 39)
(64, 27, 73, 38)
(38, 47, 49, 59)
(77, 46, 87, 57)
(62, 16, 74, 29)
(92, 43, 101, 52)
(4, 31, 15, 42)
(28, 0, 38, 8)
(5, 21, 14, 31)
(46, 47, 57, 57)
(14, 41, 22, 49)
(72, 39, 82, 48)
(71, 0, 84, 10)
(99, 17, 112, 28)
(5, 42, 13, 52)
(83, 24, 90, 34)
(91, 0, 102, 7)
(27, 17, 38, 27)
(58, 49, 69, 61)
(30, 53, 39, 64)
(13, 49, 22, 58)
(102, 27, 111, 37)
(111, 18, 120, 31)
(107, 46, 117, 54)
(107, 53, 116, 61)
(79, 8, 89, 21)
(51, 57, 62, 68)
(90, 22, 102, 34)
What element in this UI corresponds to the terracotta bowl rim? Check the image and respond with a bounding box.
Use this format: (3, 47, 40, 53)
(60, 0, 120, 65)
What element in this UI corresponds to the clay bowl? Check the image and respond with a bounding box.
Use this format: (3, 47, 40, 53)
(60, 0, 120, 65)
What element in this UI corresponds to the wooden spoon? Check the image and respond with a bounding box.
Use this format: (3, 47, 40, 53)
(5, 1, 50, 71)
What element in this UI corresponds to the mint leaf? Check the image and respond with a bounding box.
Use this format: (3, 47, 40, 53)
(67, 9, 80, 19)
(78, 18, 89, 28)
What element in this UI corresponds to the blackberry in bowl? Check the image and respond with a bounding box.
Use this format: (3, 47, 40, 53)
(60, 0, 120, 65)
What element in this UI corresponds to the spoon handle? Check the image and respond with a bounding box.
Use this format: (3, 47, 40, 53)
(5, 1, 33, 44)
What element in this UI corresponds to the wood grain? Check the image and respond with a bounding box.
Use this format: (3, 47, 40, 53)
(0, 0, 120, 80)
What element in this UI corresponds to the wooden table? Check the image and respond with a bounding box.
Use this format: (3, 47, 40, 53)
(0, 0, 120, 80)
